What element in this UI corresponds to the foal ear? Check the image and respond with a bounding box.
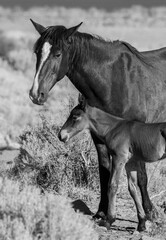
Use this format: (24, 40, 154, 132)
(78, 93, 86, 110)
(30, 19, 46, 35)
(65, 22, 83, 39)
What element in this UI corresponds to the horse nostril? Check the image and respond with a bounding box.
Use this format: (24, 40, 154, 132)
(40, 92, 45, 100)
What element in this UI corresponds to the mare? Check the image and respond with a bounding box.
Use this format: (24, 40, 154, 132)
(29, 20, 166, 230)
(59, 95, 166, 231)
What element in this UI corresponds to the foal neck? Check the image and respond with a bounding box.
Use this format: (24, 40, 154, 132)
(86, 105, 123, 139)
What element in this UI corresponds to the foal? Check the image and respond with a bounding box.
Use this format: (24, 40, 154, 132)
(59, 96, 166, 231)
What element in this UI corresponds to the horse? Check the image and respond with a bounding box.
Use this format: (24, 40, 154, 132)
(29, 20, 166, 231)
(59, 95, 166, 231)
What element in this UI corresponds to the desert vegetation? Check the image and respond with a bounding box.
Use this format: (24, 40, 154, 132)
(0, 4, 166, 239)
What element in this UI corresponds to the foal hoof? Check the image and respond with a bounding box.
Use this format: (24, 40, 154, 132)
(146, 207, 158, 221)
(93, 211, 106, 220)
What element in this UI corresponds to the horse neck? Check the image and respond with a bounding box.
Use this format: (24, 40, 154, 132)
(86, 105, 123, 140)
(66, 34, 121, 109)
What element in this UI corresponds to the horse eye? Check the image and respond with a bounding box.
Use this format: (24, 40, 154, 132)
(55, 53, 61, 57)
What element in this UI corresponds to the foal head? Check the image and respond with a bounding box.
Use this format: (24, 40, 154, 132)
(29, 19, 83, 105)
(59, 95, 89, 142)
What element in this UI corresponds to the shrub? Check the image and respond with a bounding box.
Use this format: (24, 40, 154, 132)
(0, 177, 98, 240)
(0, 32, 15, 59)
(10, 114, 99, 196)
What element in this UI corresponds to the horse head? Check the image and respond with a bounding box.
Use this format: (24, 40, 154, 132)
(29, 19, 83, 105)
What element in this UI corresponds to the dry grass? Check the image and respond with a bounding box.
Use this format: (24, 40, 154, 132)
(0, 5, 166, 239)
(0, 177, 98, 240)
(9, 114, 99, 195)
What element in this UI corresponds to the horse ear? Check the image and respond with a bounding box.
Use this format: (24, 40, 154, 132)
(30, 19, 46, 35)
(65, 22, 83, 39)
(78, 93, 86, 110)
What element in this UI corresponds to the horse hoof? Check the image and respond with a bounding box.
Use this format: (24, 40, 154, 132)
(93, 211, 106, 220)
(137, 224, 146, 232)
(105, 221, 111, 230)
(137, 218, 146, 232)
(107, 216, 116, 225)
(97, 219, 111, 230)
(104, 217, 115, 230)
(96, 216, 115, 230)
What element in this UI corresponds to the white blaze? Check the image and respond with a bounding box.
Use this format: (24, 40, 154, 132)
(32, 41, 52, 96)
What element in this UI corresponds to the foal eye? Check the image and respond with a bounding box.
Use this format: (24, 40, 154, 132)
(73, 115, 81, 122)
(73, 116, 78, 121)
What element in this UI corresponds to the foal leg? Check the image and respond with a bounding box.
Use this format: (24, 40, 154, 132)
(91, 133, 111, 219)
(125, 160, 146, 232)
(107, 155, 126, 226)
(137, 161, 158, 221)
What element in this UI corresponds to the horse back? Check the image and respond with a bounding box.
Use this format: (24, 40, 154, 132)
(110, 45, 166, 123)
(141, 46, 166, 59)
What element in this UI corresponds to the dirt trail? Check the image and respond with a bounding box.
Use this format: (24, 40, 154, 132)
(72, 197, 166, 240)
(0, 150, 166, 240)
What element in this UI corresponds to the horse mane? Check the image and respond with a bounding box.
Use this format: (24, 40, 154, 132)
(33, 25, 154, 68)
(121, 41, 154, 67)
(33, 25, 67, 53)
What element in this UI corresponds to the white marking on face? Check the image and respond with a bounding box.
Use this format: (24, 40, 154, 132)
(32, 42, 52, 96)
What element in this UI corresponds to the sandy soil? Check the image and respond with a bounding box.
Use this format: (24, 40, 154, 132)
(0, 150, 166, 239)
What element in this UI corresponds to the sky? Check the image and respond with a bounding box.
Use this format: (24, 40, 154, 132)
(1, 0, 166, 11)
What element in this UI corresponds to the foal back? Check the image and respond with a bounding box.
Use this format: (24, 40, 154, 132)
(130, 121, 166, 162)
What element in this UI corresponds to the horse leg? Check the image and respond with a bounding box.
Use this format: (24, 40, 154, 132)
(137, 161, 158, 221)
(91, 133, 111, 220)
(125, 160, 146, 232)
(107, 155, 125, 226)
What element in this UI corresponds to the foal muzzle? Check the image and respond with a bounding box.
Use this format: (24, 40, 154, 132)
(58, 130, 69, 143)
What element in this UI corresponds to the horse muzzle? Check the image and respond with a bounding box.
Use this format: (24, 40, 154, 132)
(29, 89, 47, 105)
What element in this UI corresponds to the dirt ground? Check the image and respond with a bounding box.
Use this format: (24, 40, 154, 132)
(87, 196, 166, 240)
(1, 150, 166, 240)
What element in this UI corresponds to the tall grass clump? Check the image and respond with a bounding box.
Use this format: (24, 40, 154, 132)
(0, 177, 98, 240)
(10, 113, 100, 199)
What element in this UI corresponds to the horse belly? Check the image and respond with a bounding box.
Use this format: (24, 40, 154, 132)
(122, 63, 166, 122)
